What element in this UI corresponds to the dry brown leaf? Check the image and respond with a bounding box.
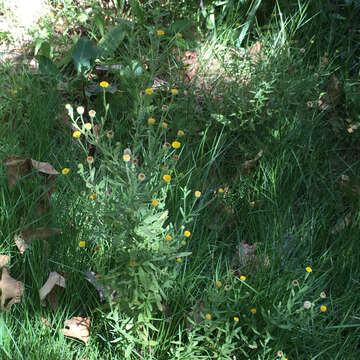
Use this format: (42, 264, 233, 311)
(3, 156, 31, 190)
(30, 159, 59, 175)
(14, 233, 29, 254)
(63, 317, 90, 346)
(39, 272, 66, 303)
(0, 255, 10, 268)
(0, 267, 24, 312)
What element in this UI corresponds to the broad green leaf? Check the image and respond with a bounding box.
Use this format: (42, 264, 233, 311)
(72, 37, 100, 73)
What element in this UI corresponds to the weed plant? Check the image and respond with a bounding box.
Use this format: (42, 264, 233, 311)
(0, 0, 359, 359)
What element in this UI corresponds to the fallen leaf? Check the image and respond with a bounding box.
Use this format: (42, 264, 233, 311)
(39, 272, 66, 303)
(63, 317, 90, 346)
(30, 159, 59, 175)
(14, 233, 29, 254)
(0, 267, 24, 312)
(3, 156, 31, 190)
(0, 255, 10, 268)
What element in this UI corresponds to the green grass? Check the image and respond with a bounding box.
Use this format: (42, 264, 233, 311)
(0, 0, 360, 359)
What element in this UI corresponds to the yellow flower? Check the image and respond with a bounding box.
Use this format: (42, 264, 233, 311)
(310, 39, 315, 44)
(130, 260, 136, 266)
(65, 103, 71, 110)
(145, 88, 154, 95)
(152, 200, 159, 207)
(177, 32, 183, 37)
(163, 174, 171, 182)
(177, 130, 185, 136)
(184, 230, 191, 237)
(148, 117, 156, 124)
(171, 89, 178, 95)
(100, 81, 109, 88)
(172, 141, 181, 149)
(251, 308, 257, 314)
(78, 241, 86, 248)
(162, 122, 168, 128)
(62, 168, 70, 175)
(216, 281, 222, 287)
(205, 313, 211, 320)
(240, 275, 246, 281)
(165, 235, 172, 241)
(195, 191, 201, 198)
(234, 316, 239, 322)
(12, 90, 18, 94)
(90, 193, 97, 200)
(320, 305, 327, 312)
(177, 257, 182, 262)
(73, 131, 81, 138)
(235, 23, 241, 27)
(123, 154, 131, 162)
(218, 188, 224, 193)
(157, 29, 165, 36)
(306, 266, 312, 273)
(84, 123, 92, 130)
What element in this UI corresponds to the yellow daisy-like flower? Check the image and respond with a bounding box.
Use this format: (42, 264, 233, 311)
(145, 88, 154, 95)
(205, 313, 211, 320)
(78, 241, 85, 248)
(177, 130, 185, 136)
(73, 131, 81, 139)
(129, 260, 136, 267)
(320, 305, 327, 312)
(62, 168, 70, 175)
(84, 123, 92, 130)
(148, 117, 156, 124)
(310, 39, 315, 44)
(177, 257, 182, 262)
(162, 122, 168, 128)
(123, 154, 131, 162)
(306, 266, 312, 273)
(218, 188, 224, 193)
(165, 235, 172, 241)
(234, 316, 239, 322)
(12, 90, 18, 94)
(171, 89, 179, 95)
(195, 191, 201, 198)
(184, 230, 191, 237)
(172, 141, 181, 149)
(90, 193, 97, 200)
(240, 275, 246, 281)
(250, 308, 257, 314)
(100, 81, 109, 88)
(216, 281, 222, 287)
(157, 29, 165, 36)
(152, 200, 159, 207)
(163, 174, 171, 183)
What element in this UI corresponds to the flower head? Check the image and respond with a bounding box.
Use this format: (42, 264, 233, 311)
(177, 130, 185, 136)
(152, 200, 159, 207)
(234, 316, 239, 322)
(163, 174, 171, 183)
(224, 285, 231, 291)
(123, 154, 131, 162)
(145, 88, 153, 95)
(171, 89, 178, 95)
(172, 141, 181, 149)
(107, 130, 114, 138)
(177, 257, 182, 262)
(138, 173, 146, 181)
(100, 81, 109, 88)
(165, 235, 172, 241)
(157, 29, 165, 36)
(78, 241, 85, 248)
(320, 291, 326, 299)
(76, 106, 84, 115)
(216, 281, 222, 287)
(205, 313, 211, 320)
(306, 266, 312, 273)
(277, 350, 284, 357)
(148, 117, 156, 124)
(90, 193, 97, 200)
(163, 142, 171, 149)
(129, 260, 136, 267)
(89, 110, 96, 118)
(303, 301, 312, 309)
(292, 280, 299, 286)
(250, 308, 257, 314)
(73, 131, 81, 139)
(195, 191, 201, 198)
(218, 187, 224, 193)
(84, 123, 92, 130)
(177, 32, 183, 38)
(240, 275, 246, 281)
(62, 168, 70, 175)
(184, 230, 191, 237)
(320, 305, 327, 312)
(87, 156, 94, 164)
(65, 104, 72, 110)
(161, 122, 168, 128)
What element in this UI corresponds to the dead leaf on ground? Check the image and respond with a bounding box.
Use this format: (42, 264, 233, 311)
(0, 267, 24, 312)
(3, 156, 31, 190)
(39, 272, 66, 305)
(242, 150, 263, 177)
(63, 317, 90, 346)
(0, 255, 10, 268)
(30, 160, 59, 175)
